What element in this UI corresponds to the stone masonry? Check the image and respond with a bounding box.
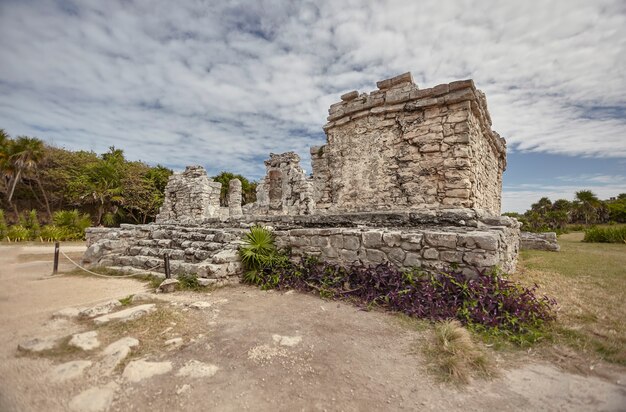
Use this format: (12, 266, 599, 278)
(156, 166, 222, 224)
(312, 72, 506, 215)
(84, 72, 522, 283)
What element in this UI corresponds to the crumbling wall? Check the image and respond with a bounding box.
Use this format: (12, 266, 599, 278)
(249, 152, 315, 215)
(312, 73, 506, 215)
(156, 166, 222, 224)
(520, 232, 560, 251)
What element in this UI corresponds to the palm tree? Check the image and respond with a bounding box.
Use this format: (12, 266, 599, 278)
(6, 136, 51, 218)
(574, 190, 599, 225)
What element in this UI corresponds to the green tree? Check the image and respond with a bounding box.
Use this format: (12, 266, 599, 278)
(70, 147, 125, 225)
(573, 190, 600, 225)
(211, 171, 257, 206)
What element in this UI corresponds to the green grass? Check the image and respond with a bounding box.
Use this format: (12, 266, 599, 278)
(515, 232, 626, 365)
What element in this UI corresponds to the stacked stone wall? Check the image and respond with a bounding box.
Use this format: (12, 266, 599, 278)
(156, 166, 222, 224)
(311, 73, 506, 215)
(520, 232, 560, 251)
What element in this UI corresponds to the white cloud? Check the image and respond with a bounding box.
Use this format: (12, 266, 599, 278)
(0, 0, 624, 181)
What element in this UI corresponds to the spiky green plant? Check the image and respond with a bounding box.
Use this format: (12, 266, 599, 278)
(7, 225, 29, 241)
(52, 209, 92, 239)
(239, 226, 286, 285)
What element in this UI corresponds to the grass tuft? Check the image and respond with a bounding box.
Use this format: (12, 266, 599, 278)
(423, 320, 495, 384)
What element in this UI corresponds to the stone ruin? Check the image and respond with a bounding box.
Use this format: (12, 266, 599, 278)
(83, 72, 522, 286)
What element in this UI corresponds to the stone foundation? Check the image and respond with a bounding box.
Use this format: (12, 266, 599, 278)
(84, 210, 520, 280)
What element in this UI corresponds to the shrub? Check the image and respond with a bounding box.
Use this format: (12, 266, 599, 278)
(6, 225, 30, 241)
(244, 257, 556, 343)
(53, 209, 92, 239)
(40, 225, 72, 242)
(239, 226, 289, 286)
(0, 210, 7, 239)
(583, 226, 626, 243)
(19, 209, 41, 239)
(177, 273, 201, 291)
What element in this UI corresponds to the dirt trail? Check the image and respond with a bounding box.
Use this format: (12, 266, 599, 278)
(0, 244, 624, 411)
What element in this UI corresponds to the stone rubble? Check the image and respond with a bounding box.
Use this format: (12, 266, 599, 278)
(78, 300, 122, 319)
(157, 279, 179, 293)
(520, 231, 560, 251)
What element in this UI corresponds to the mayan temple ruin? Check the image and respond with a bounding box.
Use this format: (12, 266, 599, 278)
(83, 72, 521, 286)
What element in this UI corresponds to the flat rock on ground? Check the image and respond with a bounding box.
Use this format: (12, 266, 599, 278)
(17, 336, 60, 353)
(100, 337, 139, 375)
(49, 360, 92, 383)
(69, 331, 100, 351)
(176, 360, 219, 378)
(79, 300, 122, 318)
(68, 382, 118, 412)
(122, 360, 172, 383)
(93, 304, 156, 325)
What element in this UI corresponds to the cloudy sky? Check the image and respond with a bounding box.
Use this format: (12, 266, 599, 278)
(1, 0, 625, 212)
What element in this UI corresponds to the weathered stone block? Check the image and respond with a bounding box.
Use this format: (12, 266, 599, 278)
(424, 232, 458, 249)
(362, 231, 383, 248)
(422, 248, 439, 260)
(366, 249, 387, 264)
(343, 236, 360, 251)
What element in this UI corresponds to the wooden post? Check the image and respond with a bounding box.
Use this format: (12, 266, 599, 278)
(53, 242, 60, 274)
(164, 254, 171, 279)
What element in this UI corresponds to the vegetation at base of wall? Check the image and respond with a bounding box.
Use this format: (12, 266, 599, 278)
(239, 227, 556, 343)
(177, 273, 202, 291)
(1, 208, 93, 241)
(503, 191, 626, 233)
(583, 226, 626, 243)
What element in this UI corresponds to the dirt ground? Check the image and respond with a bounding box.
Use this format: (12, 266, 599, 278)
(0, 244, 625, 411)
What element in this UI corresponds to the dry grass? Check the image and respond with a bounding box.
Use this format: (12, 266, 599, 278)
(422, 320, 495, 384)
(514, 232, 626, 366)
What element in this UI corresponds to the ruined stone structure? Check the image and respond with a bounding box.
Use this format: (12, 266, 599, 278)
(84, 72, 522, 284)
(156, 166, 221, 224)
(312, 73, 506, 215)
(520, 232, 560, 252)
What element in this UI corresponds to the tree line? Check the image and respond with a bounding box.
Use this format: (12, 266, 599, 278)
(503, 190, 626, 232)
(0, 129, 257, 229)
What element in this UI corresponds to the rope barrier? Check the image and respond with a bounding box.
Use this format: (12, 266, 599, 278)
(51, 250, 162, 279)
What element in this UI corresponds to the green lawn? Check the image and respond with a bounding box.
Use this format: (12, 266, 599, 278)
(515, 232, 626, 365)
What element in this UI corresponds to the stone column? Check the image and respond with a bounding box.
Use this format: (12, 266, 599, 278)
(228, 179, 243, 217)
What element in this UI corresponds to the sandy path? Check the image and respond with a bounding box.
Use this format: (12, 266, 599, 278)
(0, 243, 148, 411)
(0, 244, 624, 411)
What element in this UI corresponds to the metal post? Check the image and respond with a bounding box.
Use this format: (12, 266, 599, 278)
(164, 254, 171, 279)
(53, 242, 60, 274)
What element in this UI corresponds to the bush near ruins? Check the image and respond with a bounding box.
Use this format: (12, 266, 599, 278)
(240, 228, 556, 343)
(583, 226, 626, 243)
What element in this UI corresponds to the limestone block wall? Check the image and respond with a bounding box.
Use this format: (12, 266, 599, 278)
(83, 212, 520, 284)
(274, 224, 519, 276)
(311, 73, 506, 215)
(156, 166, 222, 224)
(250, 152, 315, 216)
(84, 225, 245, 287)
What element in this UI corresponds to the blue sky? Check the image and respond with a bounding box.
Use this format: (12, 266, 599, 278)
(0, 0, 625, 213)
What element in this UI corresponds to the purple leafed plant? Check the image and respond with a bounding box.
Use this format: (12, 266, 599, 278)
(245, 256, 557, 339)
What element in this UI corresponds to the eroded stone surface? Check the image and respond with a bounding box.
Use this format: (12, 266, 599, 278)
(49, 360, 92, 382)
(93, 304, 156, 325)
(52, 307, 81, 320)
(79, 299, 122, 319)
(17, 336, 60, 353)
(68, 382, 118, 412)
(272, 334, 302, 347)
(122, 360, 172, 383)
(100, 337, 139, 375)
(69, 331, 100, 351)
(521, 232, 560, 252)
(157, 279, 179, 293)
(176, 360, 219, 378)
